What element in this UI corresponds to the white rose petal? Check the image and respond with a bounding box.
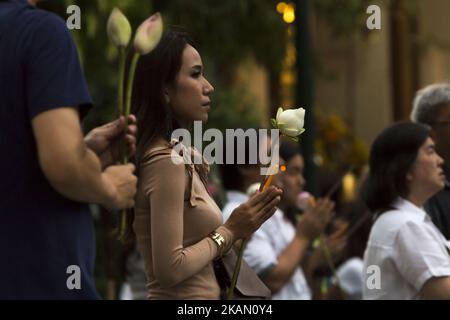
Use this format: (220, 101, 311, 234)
(275, 107, 306, 138)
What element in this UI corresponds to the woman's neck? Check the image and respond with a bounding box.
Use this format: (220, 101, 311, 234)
(174, 117, 191, 131)
(405, 188, 430, 208)
(406, 194, 424, 208)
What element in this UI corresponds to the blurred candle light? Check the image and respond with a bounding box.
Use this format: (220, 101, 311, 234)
(283, 4, 295, 23)
(342, 172, 356, 202)
(276, 2, 287, 14)
(277, 2, 295, 24)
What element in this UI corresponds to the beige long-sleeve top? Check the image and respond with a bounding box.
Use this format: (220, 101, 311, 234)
(133, 139, 234, 299)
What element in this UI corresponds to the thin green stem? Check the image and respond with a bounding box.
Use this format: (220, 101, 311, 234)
(122, 52, 140, 164)
(118, 48, 127, 165)
(118, 209, 127, 242)
(227, 239, 247, 300)
(118, 52, 140, 242)
(117, 48, 125, 116)
(319, 235, 345, 298)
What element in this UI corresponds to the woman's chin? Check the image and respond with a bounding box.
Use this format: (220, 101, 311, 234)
(196, 114, 208, 123)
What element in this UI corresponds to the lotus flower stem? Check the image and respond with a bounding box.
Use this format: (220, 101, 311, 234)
(118, 52, 139, 241)
(122, 52, 139, 164)
(318, 235, 344, 297)
(227, 173, 274, 299)
(117, 47, 127, 164)
(118, 209, 128, 241)
(117, 48, 125, 116)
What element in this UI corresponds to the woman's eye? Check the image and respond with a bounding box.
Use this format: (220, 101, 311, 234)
(191, 72, 201, 78)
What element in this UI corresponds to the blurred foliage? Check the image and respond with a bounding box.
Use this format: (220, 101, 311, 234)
(40, 0, 286, 133)
(205, 85, 262, 132)
(39, 0, 154, 132)
(312, 0, 380, 37)
(160, 0, 286, 80)
(315, 111, 368, 175)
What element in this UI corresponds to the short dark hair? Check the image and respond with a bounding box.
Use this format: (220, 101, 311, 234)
(279, 140, 302, 162)
(362, 122, 431, 215)
(219, 128, 265, 191)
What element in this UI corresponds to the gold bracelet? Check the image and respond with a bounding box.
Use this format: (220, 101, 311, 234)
(209, 231, 225, 249)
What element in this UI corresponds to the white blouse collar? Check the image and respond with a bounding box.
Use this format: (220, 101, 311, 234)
(392, 197, 427, 220)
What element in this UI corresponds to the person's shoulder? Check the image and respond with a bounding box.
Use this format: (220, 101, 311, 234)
(375, 207, 416, 225)
(368, 209, 409, 244)
(4, 5, 63, 38)
(15, 8, 72, 52)
(17, 6, 65, 31)
(141, 139, 185, 168)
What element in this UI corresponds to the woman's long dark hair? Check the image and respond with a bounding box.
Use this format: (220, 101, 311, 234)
(361, 122, 431, 216)
(123, 30, 194, 242)
(129, 29, 195, 168)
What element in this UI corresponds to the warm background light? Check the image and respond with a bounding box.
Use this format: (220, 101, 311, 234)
(283, 6, 295, 24)
(276, 2, 287, 14)
(277, 2, 295, 24)
(342, 172, 356, 202)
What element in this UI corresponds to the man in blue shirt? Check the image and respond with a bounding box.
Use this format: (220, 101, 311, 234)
(0, 0, 137, 299)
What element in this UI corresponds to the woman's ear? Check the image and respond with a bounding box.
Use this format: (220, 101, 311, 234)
(406, 171, 414, 182)
(163, 86, 170, 104)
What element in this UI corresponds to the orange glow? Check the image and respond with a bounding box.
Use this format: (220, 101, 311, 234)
(276, 2, 287, 14)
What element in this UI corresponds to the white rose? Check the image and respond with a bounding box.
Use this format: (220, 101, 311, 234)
(274, 107, 306, 138)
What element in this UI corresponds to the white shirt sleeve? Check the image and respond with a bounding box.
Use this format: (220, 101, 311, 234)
(393, 220, 450, 291)
(221, 202, 237, 222)
(243, 227, 278, 276)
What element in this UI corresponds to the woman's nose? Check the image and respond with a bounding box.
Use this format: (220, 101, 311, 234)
(298, 175, 305, 189)
(203, 78, 214, 95)
(437, 154, 444, 166)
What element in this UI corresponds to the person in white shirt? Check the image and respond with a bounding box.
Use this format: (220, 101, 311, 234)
(221, 140, 335, 299)
(362, 122, 450, 299)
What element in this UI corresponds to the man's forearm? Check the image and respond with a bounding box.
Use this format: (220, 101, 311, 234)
(47, 144, 112, 206)
(32, 107, 114, 207)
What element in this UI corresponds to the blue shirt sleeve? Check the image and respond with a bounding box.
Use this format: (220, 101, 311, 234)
(25, 12, 92, 120)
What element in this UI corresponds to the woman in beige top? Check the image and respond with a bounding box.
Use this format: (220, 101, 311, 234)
(129, 30, 282, 299)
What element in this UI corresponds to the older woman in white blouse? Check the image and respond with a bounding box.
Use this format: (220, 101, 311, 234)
(362, 122, 450, 299)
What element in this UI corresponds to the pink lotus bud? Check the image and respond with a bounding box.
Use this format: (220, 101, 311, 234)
(107, 8, 132, 48)
(133, 12, 163, 55)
